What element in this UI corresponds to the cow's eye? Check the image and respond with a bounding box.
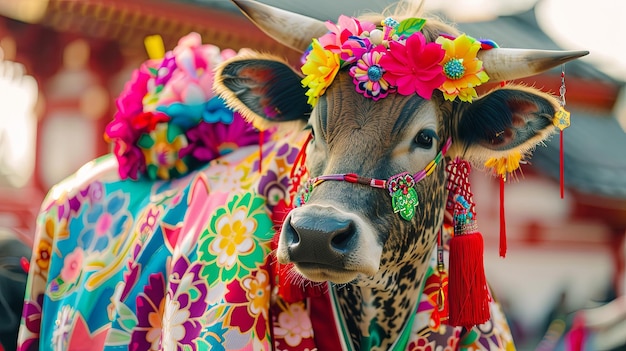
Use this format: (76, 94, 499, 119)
(414, 129, 437, 149)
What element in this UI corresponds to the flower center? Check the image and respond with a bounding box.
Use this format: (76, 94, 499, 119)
(443, 58, 465, 80)
(367, 65, 383, 82)
(96, 213, 113, 236)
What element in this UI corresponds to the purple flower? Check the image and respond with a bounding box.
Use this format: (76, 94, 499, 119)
(180, 112, 260, 163)
(154, 52, 177, 87)
(257, 169, 290, 211)
(340, 36, 372, 64)
(350, 46, 392, 100)
(130, 257, 209, 351)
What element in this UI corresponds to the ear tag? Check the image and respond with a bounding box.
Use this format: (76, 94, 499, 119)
(388, 172, 418, 221)
(553, 107, 571, 131)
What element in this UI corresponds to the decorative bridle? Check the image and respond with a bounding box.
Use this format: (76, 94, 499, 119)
(295, 137, 452, 221)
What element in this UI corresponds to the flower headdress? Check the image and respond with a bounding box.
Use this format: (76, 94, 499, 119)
(301, 15, 497, 106)
(105, 33, 263, 180)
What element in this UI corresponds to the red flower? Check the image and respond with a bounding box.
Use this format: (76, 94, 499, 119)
(379, 32, 446, 99)
(318, 15, 375, 54)
(130, 111, 170, 132)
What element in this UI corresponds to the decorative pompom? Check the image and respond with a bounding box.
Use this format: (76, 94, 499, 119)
(104, 33, 264, 180)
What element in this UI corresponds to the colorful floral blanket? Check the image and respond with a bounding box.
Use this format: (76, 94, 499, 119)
(17, 136, 514, 350)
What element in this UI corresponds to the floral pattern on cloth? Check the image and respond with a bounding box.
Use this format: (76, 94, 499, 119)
(18, 27, 514, 351)
(17, 137, 297, 351)
(17, 134, 515, 351)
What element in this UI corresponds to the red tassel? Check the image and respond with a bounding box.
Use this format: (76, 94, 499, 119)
(448, 231, 490, 328)
(499, 175, 507, 258)
(445, 158, 490, 328)
(559, 129, 564, 199)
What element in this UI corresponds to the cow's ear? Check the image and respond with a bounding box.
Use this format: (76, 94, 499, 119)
(452, 85, 560, 167)
(215, 52, 311, 130)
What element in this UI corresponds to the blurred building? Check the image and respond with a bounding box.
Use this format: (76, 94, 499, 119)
(0, 0, 299, 239)
(0, 0, 624, 349)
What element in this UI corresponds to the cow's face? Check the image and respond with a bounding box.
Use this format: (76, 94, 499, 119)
(275, 73, 450, 284)
(215, 1, 587, 286)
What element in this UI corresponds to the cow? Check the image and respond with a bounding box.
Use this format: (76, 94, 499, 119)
(214, 0, 588, 350)
(16, 2, 587, 351)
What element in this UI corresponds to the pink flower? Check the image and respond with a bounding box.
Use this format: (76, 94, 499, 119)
(274, 302, 313, 347)
(115, 64, 152, 118)
(60, 248, 83, 283)
(155, 33, 218, 107)
(379, 32, 446, 99)
(318, 15, 375, 53)
(112, 140, 145, 180)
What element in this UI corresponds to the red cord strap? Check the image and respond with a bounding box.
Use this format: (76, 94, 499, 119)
(295, 138, 452, 221)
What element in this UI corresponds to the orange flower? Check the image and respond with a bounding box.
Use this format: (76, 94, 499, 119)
(436, 34, 489, 102)
(36, 239, 52, 271)
(243, 271, 270, 317)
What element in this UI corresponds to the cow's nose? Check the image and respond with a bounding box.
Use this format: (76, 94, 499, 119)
(282, 212, 356, 265)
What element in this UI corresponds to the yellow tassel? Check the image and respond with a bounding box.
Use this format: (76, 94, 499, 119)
(484, 151, 522, 177)
(144, 35, 165, 60)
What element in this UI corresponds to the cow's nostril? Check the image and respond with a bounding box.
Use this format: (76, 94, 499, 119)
(330, 223, 355, 252)
(284, 220, 300, 245)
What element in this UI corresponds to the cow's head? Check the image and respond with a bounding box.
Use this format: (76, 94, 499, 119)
(215, 1, 587, 286)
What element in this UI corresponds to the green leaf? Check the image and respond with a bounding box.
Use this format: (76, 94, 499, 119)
(196, 339, 210, 351)
(117, 302, 138, 331)
(166, 124, 183, 143)
(239, 243, 264, 269)
(201, 263, 219, 281)
(460, 328, 480, 347)
(189, 286, 200, 300)
(396, 18, 426, 37)
(137, 133, 155, 148)
(106, 329, 131, 346)
(146, 164, 158, 180)
(221, 265, 238, 282)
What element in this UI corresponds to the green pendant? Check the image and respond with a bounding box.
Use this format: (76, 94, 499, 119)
(388, 173, 419, 221)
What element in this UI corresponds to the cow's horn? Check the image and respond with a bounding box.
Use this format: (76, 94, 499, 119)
(231, 0, 327, 53)
(479, 48, 590, 81)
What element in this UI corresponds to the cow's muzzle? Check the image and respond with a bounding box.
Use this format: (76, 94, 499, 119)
(277, 205, 381, 283)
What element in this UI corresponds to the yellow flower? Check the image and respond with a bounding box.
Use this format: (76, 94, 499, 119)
(210, 207, 255, 269)
(484, 151, 522, 177)
(436, 34, 489, 102)
(301, 39, 340, 106)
